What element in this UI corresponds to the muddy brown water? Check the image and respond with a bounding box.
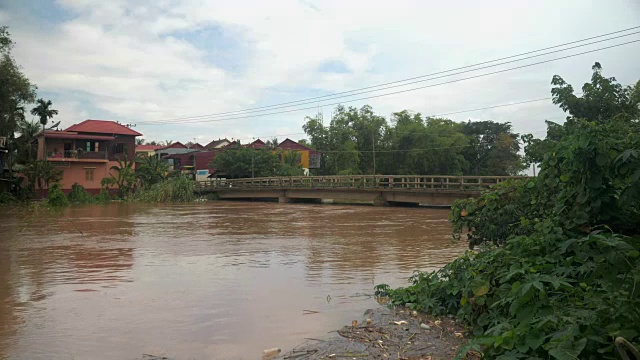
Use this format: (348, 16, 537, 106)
(0, 202, 466, 360)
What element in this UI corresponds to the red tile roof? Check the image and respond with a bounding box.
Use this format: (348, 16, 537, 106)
(246, 139, 266, 149)
(193, 151, 217, 171)
(205, 138, 230, 149)
(43, 131, 116, 141)
(157, 142, 188, 150)
(65, 120, 142, 136)
(278, 138, 314, 151)
(136, 145, 162, 151)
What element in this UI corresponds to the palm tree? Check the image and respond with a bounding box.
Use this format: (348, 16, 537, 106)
(30, 99, 58, 158)
(3, 100, 26, 177)
(266, 138, 279, 149)
(101, 156, 136, 198)
(16, 119, 41, 164)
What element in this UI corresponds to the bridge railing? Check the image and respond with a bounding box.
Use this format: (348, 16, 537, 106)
(196, 175, 526, 192)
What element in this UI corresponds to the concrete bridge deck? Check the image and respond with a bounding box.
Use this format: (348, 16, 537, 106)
(195, 175, 524, 206)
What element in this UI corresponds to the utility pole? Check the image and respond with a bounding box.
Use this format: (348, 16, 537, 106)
(372, 127, 376, 175)
(251, 150, 255, 178)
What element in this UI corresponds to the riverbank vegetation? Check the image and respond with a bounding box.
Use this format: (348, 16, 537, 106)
(377, 63, 640, 359)
(302, 106, 526, 176)
(211, 147, 305, 178)
(131, 176, 195, 203)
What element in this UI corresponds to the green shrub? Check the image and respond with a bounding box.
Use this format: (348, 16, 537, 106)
(132, 176, 195, 203)
(380, 119, 640, 359)
(0, 192, 17, 204)
(46, 183, 69, 207)
(94, 189, 111, 203)
(379, 224, 640, 359)
(67, 183, 93, 204)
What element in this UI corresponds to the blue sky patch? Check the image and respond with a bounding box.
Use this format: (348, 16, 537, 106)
(317, 60, 351, 74)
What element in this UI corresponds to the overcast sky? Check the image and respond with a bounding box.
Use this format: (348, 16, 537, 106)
(2, 0, 639, 144)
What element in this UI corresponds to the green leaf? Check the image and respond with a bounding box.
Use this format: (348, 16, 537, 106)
(574, 212, 589, 225)
(548, 338, 587, 360)
(470, 277, 490, 296)
(525, 331, 545, 350)
(595, 153, 608, 166)
(576, 191, 589, 204)
(587, 175, 602, 189)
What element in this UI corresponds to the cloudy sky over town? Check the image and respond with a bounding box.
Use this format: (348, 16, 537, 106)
(2, 0, 639, 144)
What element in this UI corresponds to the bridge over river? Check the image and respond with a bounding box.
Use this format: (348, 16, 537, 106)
(196, 175, 524, 206)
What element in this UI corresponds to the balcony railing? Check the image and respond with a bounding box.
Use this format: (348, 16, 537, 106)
(48, 150, 108, 160)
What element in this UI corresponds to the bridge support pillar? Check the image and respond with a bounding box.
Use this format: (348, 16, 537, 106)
(373, 195, 387, 207)
(278, 196, 290, 204)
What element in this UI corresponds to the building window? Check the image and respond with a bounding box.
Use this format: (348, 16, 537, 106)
(85, 169, 94, 181)
(85, 142, 99, 152)
(116, 143, 127, 154)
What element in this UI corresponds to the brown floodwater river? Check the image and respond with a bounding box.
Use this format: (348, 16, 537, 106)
(0, 201, 466, 360)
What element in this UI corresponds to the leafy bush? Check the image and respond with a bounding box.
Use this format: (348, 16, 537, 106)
(67, 183, 93, 204)
(0, 192, 17, 204)
(380, 118, 640, 359)
(449, 178, 539, 249)
(379, 224, 639, 359)
(94, 189, 111, 203)
(46, 183, 69, 207)
(136, 155, 168, 186)
(131, 176, 195, 203)
(451, 119, 640, 248)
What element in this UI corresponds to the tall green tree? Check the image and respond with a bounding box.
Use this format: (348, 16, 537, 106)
(462, 120, 525, 175)
(525, 63, 640, 164)
(552, 62, 640, 123)
(30, 98, 58, 159)
(22, 159, 62, 191)
(101, 156, 136, 198)
(0, 26, 37, 178)
(15, 119, 40, 164)
(211, 148, 279, 178)
(303, 106, 523, 176)
(136, 154, 168, 186)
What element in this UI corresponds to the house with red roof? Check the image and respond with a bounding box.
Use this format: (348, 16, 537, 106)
(246, 139, 266, 149)
(135, 144, 163, 157)
(205, 138, 231, 150)
(277, 138, 321, 171)
(35, 120, 142, 193)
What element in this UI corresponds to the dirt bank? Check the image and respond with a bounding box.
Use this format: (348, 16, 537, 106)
(276, 307, 477, 360)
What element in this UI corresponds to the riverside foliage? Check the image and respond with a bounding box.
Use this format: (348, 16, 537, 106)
(377, 64, 640, 359)
(131, 175, 195, 203)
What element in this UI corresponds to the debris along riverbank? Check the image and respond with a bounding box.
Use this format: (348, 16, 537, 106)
(276, 307, 478, 360)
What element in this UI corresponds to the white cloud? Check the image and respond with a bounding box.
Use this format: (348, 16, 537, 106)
(3, 0, 639, 142)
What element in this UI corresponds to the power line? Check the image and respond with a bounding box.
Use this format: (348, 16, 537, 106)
(429, 97, 551, 118)
(139, 38, 640, 126)
(145, 26, 640, 122)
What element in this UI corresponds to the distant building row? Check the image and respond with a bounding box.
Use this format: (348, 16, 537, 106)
(32, 119, 320, 193)
(135, 138, 321, 181)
